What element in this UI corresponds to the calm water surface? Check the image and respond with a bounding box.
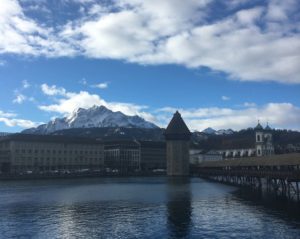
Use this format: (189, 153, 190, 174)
(0, 177, 300, 239)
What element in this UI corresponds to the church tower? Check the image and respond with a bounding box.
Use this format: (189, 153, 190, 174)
(255, 121, 274, 157)
(263, 123, 274, 156)
(164, 111, 191, 176)
(255, 121, 264, 156)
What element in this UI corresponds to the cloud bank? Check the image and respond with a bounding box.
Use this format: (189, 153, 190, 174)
(0, 110, 41, 128)
(0, 0, 299, 84)
(158, 103, 300, 131)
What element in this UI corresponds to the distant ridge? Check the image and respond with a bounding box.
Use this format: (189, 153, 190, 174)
(202, 127, 234, 135)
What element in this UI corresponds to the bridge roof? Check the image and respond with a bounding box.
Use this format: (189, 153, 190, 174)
(196, 153, 300, 167)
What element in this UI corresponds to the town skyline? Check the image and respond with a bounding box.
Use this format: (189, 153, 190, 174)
(0, 0, 300, 132)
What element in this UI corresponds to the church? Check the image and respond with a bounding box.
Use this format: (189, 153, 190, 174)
(191, 122, 275, 164)
(217, 121, 275, 159)
(254, 122, 274, 157)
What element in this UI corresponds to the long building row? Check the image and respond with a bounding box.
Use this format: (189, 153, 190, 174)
(0, 134, 166, 174)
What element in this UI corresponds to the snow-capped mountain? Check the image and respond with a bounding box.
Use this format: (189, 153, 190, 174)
(202, 127, 234, 135)
(23, 105, 159, 134)
(215, 129, 234, 135)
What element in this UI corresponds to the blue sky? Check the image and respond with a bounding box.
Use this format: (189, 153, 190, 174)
(0, 0, 300, 132)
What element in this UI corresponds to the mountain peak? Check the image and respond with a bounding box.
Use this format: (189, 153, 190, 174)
(202, 127, 216, 134)
(202, 127, 234, 135)
(23, 105, 158, 134)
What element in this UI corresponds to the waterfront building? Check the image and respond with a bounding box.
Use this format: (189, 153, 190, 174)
(0, 132, 12, 137)
(104, 140, 140, 172)
(103, 140, 166, 172)
(0, 134, 167, 175)
(0, 134, 104, 174)
(190, 150, 223, 164)
(164, 111, 191, 176)
(139, 141, 166, 171)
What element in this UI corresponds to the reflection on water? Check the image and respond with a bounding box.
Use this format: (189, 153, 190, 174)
(0, 177, 300, 239)
(233, 187, 300, 222)
(167, 178, 192, 238)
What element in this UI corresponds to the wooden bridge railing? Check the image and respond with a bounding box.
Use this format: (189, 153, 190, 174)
(194, 168, 300, 181)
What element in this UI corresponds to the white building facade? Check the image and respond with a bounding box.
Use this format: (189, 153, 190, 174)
(0, 134, 104, 174)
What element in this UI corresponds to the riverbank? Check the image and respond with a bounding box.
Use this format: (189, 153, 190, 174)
(0, 171, 166, 181)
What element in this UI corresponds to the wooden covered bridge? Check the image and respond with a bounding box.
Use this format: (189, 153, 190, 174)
(192, 153, 300, 201)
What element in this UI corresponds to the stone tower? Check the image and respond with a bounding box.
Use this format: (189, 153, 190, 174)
(164, 111, 191, 176)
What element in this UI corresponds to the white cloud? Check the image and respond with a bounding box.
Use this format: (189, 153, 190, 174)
(0, 109, 41, 128)
(266, 0, 297, 21)
(243, 102, 256, 107)
(39, 84, 155, 122)
(73, 1, 300, 83)
(39, 90, 105, 115)
(0, 118, 39, 128)
(22, 80, 30, 89)
(79, 78, 87, 85)
(0, 0, 77, 57)
(93, 82, 108, 89)
(221, 96, 230, 101)
(12, 80, 32, 104)
(41, 84, 69, 96)
(158, 103, 300, 131)
(0, 110, 17, 118)
(13, 94, 27, 104)
(0, 0, 300, 84)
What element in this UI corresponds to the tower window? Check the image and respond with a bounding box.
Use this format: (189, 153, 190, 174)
(257, 135, 261, 142)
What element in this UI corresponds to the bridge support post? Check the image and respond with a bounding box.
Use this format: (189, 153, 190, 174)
(296, 182, 300, 202)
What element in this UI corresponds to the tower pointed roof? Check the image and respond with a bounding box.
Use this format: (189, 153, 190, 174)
(254, 120, 263, 131)
(164, 111, 191, 140)
(265, 122, 272, 131)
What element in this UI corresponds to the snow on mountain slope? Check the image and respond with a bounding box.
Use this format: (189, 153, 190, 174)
(23, 105, 158, 134)
(215, 129, 234, 135)
(202, 127, 234, 135)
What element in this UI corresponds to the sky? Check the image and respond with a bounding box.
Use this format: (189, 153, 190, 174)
(0, 0, 300, 132)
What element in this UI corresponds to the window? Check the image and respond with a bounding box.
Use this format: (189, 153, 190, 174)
(257, 135, 261, 142)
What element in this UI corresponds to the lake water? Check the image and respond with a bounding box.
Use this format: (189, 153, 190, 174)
(0, 177, 300, 239)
